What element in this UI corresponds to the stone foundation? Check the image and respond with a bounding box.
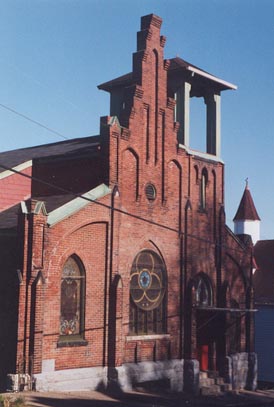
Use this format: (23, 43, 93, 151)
(34, 366, 109, 392)
(246, 352, 257, 391)
(120, 360, 184, 392)
(224, 352, 257, 390)
(33, 360, 184, 393)
(29, 353, 257, 393)
(183, 359, 200, 394)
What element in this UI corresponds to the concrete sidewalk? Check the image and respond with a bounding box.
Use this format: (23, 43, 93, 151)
(7, 389, 274, 407)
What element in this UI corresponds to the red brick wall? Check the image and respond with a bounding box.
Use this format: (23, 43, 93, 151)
(0, 166, 31, 211)
(16, 196, 112, 373)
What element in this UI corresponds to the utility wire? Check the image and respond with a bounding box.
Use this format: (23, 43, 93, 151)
(0, 102, 252, 255)
(0, 162, 179, 235)
(0, 102, 69, 140)
(0, 161, 252, 256)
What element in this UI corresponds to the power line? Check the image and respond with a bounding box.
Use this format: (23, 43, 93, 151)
(0, 162, 179, 235)
(0, 102, 69, 141)
(0, 161, 253, 256)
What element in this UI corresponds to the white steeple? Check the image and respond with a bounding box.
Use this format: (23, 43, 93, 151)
(233, 180, 260, 245)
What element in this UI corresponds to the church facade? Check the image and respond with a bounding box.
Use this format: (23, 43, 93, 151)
(0, 14, 256, 393)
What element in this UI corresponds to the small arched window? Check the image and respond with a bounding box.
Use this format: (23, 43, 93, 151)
(60, 256, 85, 339)
(195, 275, 212, 307)
(200, 168, 208, 210)
(194, 165, 199, 184)
(129, 250, 167, 335)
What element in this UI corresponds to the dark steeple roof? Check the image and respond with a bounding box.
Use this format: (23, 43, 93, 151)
(233, 184, 260, 221)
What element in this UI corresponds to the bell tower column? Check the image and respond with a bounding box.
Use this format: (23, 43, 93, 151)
(205, 93, 221, 157)
(175, 82, 191, 147)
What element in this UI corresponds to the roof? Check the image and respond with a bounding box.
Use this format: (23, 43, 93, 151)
(0, 135, 100, 175)
(35, 193, 77, 213)
(98, 57, 236, 92)
(47, 184, 111, 226)
(233, 186, 260, 221)
(0, 203, 21, 230)
(168, 57, 237, 91)
(0, 184, 111, 231)
(98, 73, 133, 91)
(253, 240, 274, 304)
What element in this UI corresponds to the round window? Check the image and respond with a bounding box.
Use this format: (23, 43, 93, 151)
(145, 183, 156, 201)
(130, 250, 166, 311)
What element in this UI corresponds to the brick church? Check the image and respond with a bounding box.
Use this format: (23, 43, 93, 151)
(0, 14, 256, 393)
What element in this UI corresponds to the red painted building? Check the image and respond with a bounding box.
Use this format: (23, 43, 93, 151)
(0, 14, 256, 393)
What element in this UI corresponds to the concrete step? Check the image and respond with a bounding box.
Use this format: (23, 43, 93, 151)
(215, 377, 225, 385)
(220, 383, 233, 392)
(200, 377, 215, 387)
(207, 370, 219, 379)
(200, 384, 221, 396)
(199, 371, 208, 380)
(199, 371, 230, 394)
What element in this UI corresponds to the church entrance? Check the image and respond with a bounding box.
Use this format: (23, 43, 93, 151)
(193, 274, 216, 372)
(196, 309, 216, 371)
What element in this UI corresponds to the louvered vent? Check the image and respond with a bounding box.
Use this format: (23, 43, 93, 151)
(145, 183, 156, 201)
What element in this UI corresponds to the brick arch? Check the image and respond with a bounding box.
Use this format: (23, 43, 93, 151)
(189, 272, 214, 307)
(211, 169, 217, 237)
(130, 241, 168, 280)
(201, 167, 208, 181)
(200, 167, 208, 210)
(47, 221, 108, 280)
(147, 239, 167, 264)
(127, 241, 169, 281)
(121, 148, 139, 200)
(194, 165, 199, 182)
(60, 252, 85, 274)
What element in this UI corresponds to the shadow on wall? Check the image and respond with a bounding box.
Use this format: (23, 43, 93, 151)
(0, 234, 20, 391)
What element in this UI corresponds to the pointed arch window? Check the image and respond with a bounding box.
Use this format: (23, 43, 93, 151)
(129, 250, 167, 335)
(60, 256, 85, 340)
(195, 275, 212, 307)
(200, 168, 208, 211)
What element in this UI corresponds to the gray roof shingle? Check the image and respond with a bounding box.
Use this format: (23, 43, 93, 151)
(0, 135, 100, 174)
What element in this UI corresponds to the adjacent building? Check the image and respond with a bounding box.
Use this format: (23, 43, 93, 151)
(233, 183, 274, 383)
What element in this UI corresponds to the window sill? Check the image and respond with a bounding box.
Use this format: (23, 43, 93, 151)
(126, 334, 170, 342)
(198, 207, 207, 214)
(57, 337, 88, 348)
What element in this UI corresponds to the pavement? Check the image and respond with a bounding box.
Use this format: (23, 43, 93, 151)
(5, 388, 274, 407)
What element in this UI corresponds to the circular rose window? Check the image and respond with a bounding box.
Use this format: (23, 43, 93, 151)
(130, 250, 166, 311)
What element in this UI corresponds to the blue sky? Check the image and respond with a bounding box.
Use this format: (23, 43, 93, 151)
(0, 0, 273, 239)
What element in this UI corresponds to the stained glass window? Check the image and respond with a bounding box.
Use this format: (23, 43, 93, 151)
(129, 250, 166, 335)
(60, 256, 85, 337)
